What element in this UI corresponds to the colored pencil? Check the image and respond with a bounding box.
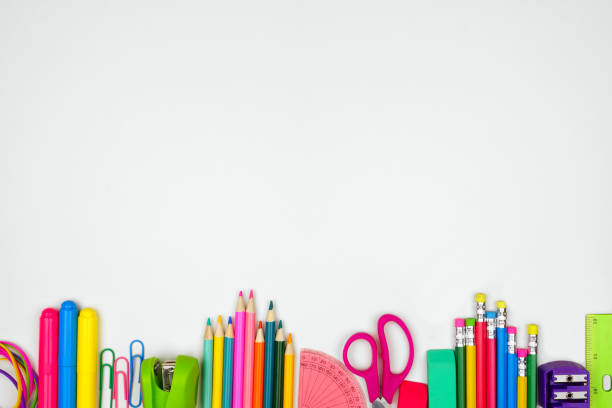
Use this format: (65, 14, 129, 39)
(233, 292, 246, 408)
(273, 321, 286, 408)
(222, 318, 235, 408)
(253, 322, 265, 408)
(243, 291, 256, 408)
(263, 302, 276, 408)
(466, 318, 477, 408)
(507, 327, 517, 408)
(455, 319, 466, 408)
(517, 349, 528, 408)
(283, 334, 294, 408)
(526, 325, 538, 408)
(212, 316, 225, 408)
(475, 294, 487, 408)
(203, 318, 214, 408)
(486, 311, 496, 408)
(496, 302, 507, 408)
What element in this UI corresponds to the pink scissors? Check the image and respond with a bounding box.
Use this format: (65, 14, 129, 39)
(342, 314, 415, 407)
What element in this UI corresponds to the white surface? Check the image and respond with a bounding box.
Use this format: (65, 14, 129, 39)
(1, 0, 612, 405)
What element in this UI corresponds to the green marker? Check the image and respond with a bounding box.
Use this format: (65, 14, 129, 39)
(455, 319, 466, 408)
(527, 324, 538, 408)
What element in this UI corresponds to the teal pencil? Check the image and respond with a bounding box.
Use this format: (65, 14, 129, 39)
(263, 301, 276, 408)
(203, 318, 214, 408)
(222, 317, 235, 408)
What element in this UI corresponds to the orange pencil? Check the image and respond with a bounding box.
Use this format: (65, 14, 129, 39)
(252, 321, 265, 408)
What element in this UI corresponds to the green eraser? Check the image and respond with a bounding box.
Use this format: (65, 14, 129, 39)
(427, 349, 456, 408)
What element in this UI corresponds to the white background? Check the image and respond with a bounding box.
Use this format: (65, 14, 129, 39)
(1, 0, 611, 406)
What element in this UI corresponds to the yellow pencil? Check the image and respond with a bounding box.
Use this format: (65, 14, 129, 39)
(212, 315, 225, 408)
(517, 349, 528, 408)
(465, 319, 476, 408)
(283, 334, 294, 408)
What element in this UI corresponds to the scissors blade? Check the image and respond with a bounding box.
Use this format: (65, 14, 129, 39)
(372, 399, 389, 408)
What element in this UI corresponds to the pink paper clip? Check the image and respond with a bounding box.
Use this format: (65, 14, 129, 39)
(113, 357, 130, 407)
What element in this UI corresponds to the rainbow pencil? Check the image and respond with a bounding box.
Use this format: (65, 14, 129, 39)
(283, 334, 294, 408)
(203, 318, 214, 408)
(263, 302, 276, 408)
(243, 291, 256, 408)
(253, 322, 265, 408)
(212, 316, 225, 408)
(222, 318, 234, 408)
(233, 292, 246, 408)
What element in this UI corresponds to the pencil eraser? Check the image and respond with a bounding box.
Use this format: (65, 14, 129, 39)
(528, 324, 538, 335)
(465, 318, 476, 326)
(517, 348, 528, 358)
(507, 326, 517, 334)
(454, 319, 465, 328)
(427, 349, 456, 408)
(486, 311, 496, 319)
(475, 293, 486, 303)
(398, 381, 428, 408)
(496, 301, 506, 309)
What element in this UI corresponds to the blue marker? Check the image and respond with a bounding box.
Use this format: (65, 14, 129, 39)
(496, 301, 508, 408)
(507, 326, 518, 408)
(58, 301, 78, 408)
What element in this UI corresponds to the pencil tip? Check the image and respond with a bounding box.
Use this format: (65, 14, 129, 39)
(207, 317, 211, 325)
(228, 316, 232, 324)
(269, 301, 273, 310)
(288, 333, 292, 343)
(239, 290, 243, 296)
(258, 321, 263, 329)
(278, 320, 283, 329)
(218, 315, 222, 324)
(249, 289, 253, 299)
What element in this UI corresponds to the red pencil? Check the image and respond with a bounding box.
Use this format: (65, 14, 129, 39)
(252, 322, 265, 408)
(475, 294, 487, 408)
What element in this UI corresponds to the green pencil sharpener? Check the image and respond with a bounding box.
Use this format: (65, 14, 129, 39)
(141, 355, 199, 408)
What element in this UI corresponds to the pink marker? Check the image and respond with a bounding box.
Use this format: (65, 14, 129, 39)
(39, 308, 59, 408)
(233, 291, 246, 408)
(243, 290, 256, 408)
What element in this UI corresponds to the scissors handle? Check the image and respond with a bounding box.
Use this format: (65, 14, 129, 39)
(378, 314, 415, 403)
(342, 332, 380, 403)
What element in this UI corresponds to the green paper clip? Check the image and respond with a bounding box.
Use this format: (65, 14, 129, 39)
(141, 355, 199, 408)
(99, 348, 115, 408)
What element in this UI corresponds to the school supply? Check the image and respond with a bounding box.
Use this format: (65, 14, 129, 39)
(99, 348, 115, 408)
(516, 349, 527, 408)
(244, 292, 256, 408)
(39, 308, 59, 408)
(203, 320, 214, 408)
(496, 302, 507, 408)
(455, 319, 466, 408)
(59, 300, 78, 408)
(342, 314, 415, 406)
(141, 355, 199, 408)
(427, 349, 456, 408)
(273, 322, 286, 408)
(298, 349, 367, 408)
(537, 361, 589, 408)
(113, 357, 130, 407)
(506, 327, 517, 408)
(585, 314, 612, 408)
(263, 302, 276, 408)
(76, 308, 98, 408)
(485, 311, 496, 408)
(129, 340, 145, 408)
(212, 316, 225, 408)
(0, 340, 39, 408)
(397, 381, 427, 408)
(465, 318, 477, 408)
(526, 325, 537, 408)
(475, 294, 487, 408)
(283, 333, 295, 408)
(234, 292, 246, 408)
(253, 322, 265, 408)
(223, 317, 235, 408)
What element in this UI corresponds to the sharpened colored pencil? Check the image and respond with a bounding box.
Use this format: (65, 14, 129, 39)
(253, 322, 265, 408)
(273, 321, 286, 408)
(222, 318, 234, 408)
(203, 318, 214, 408)
(212, 316, 225, 408)
(263, 302, 276, 408)
(283, 334, 294, 408)
(233, 292, 246, 408)
(243, 291, 256, 408)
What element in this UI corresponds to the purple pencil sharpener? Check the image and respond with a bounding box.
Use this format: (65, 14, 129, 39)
(538, 361, 589, 408)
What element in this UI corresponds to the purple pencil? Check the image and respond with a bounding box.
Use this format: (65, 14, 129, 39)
(233, 291, 246, 408)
